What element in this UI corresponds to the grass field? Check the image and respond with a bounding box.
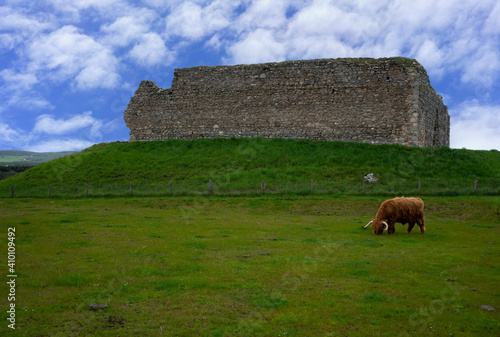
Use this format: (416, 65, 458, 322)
(1, 195, 499, 336)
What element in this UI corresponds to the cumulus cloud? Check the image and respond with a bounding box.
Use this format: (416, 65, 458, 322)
(33, 111, 120, 141)
(34, 111, 98, 135)
(0, 5, 54, 33)
(27, 25, 120, 90)
(0, 110, 121, 151)
(165, 1, 238, 40)
(45, 0, 132, 22)
(100, 9, 175, 67)
(227, 29, 287, 64)
(0, 69, 38, 91)
(235, 0, 290, 31)
(450, 101, 500, 150)
(221, 0, 500, 89)
(225, 0, 391, 63)
(129, 33, 174, 67)
(0, 5, 54, 57)
(14, 111, 121, 151)
(0, 69, 52, 112)
(460, 45, 500, 87)
(413, 40, 445, 77)
(100, 8, 157, 47)
(0, 122, 21, 143)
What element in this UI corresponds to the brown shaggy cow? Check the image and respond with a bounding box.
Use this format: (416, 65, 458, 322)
(364, 197, 425, 235)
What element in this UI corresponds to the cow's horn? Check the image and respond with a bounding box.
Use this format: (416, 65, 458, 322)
(382, 222, 389, 231)
(363, 220, 372, 229)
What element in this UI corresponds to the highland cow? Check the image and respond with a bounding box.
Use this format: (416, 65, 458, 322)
(364, 197, 425, 235)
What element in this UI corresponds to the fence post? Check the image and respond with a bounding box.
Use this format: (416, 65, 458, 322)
(48, 185, 50, 198)
(311, 179, 314, 194)
(169, 181, 172, 195)
(85, 183, 88, 198)
(475, 178, 478, 195)
(418, 179, 421, 194)
(130, 181, 133, 196)
(209, 179, 213, 195)
(261, 179, 265, 195)
(11, 185, 14, 198)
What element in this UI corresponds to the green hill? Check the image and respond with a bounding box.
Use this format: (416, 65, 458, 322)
(0, 150, 77, 166)
(0, 150, 78, 181)
(0, 138, 499, 190)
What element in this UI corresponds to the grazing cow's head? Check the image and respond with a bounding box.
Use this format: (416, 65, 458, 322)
(364, 219, 388, 235)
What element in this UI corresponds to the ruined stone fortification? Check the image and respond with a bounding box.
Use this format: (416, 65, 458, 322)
(124, 57, 449, 147)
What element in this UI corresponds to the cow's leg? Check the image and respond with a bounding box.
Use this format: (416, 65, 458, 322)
(388, 223, 396, 234)
(407, 222, 415, 233)
(417, 217, 425, 233)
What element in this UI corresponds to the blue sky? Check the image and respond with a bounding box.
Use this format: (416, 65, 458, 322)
(1, 0, 499, 152)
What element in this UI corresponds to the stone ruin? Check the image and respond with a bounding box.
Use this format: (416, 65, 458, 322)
(124, 57, 449, 147)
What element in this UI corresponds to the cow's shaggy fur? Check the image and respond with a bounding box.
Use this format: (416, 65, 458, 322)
(370, 197, 425, 235)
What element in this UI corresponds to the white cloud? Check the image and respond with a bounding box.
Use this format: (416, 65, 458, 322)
(412, 39, 446, 78)
(221, 0, 500, 90)
(0, 33, 15, 50)
(44, 0, 131, 21)
(227, 29, 287, 64)
(235, 0, 290, 31)
(0, 5, 55, 55)
(34, 111, 98, 135)
(0, 122, 20, 143)
(225, 1, 392, 64)
(100, 9, 157, 47)
(26, 139, 95, 152)
(226, 0, 384, 63)
(460, 45, 500, 87)
(129, 33, 173, 67)
(0, 69, 52, 112)
(32, 111, 120, 141)
(0, 69, 38, 91)
(205, 34, 223, 51)
(0, 5, 54, 33)
(483, 1, 500, 35)
(0, 111, 120, 151)
(0, 95, 53, 113)
(165, 1, 238, 40)
(27, 25, 120, 90)
(23, 111, 120, 151)
(450, 101, 500, 150)
(100, 9, 175, 67)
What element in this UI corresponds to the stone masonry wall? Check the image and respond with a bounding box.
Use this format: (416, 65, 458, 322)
(124, 57, 449, 147)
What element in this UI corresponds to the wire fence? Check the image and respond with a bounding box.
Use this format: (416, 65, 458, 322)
(2, 179, 499, 198)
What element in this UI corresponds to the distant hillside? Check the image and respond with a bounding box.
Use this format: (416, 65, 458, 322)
(0, 150, 77, 166)
(0, 138, 499, 188)
(0, 150, 77, 181)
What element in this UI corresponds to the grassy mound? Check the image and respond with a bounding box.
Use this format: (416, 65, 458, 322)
(1, 138, 499, 188)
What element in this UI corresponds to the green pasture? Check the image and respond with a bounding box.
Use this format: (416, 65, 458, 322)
(0, 196, 499, 336)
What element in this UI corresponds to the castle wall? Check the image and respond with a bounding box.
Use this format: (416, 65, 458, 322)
(417, 80, 450, 147)
(124, 57, 449, 147)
